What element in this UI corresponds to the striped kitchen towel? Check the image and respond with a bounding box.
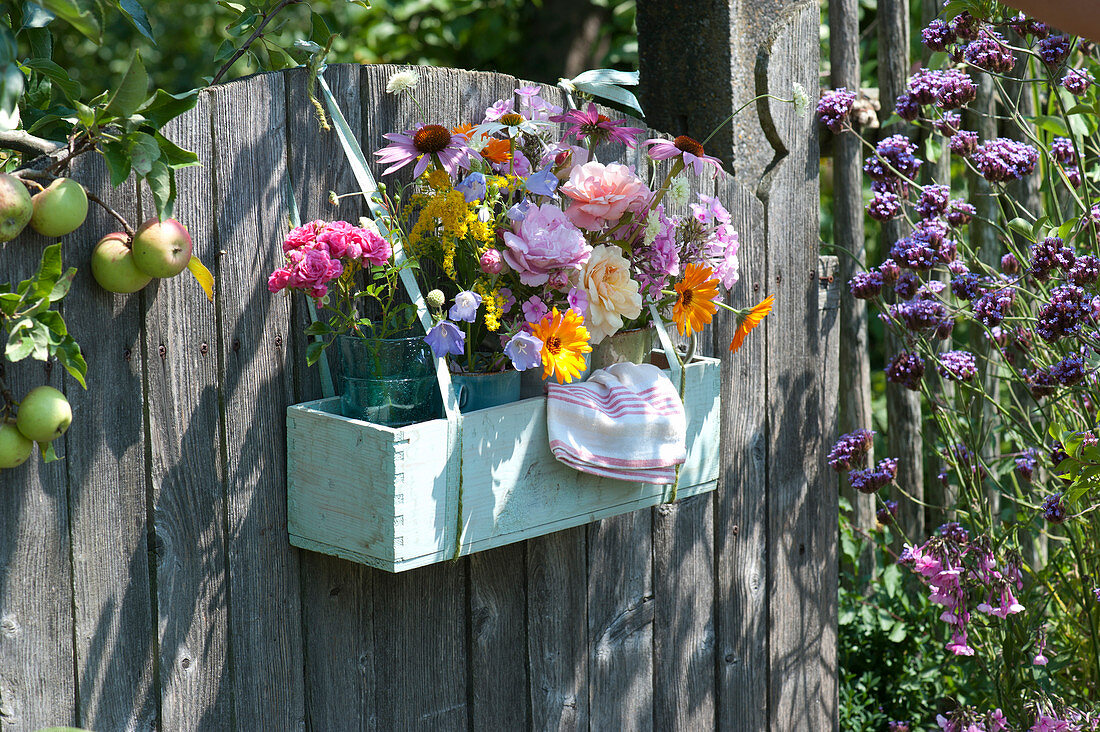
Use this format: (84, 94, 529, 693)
(547, 362, 686, 484)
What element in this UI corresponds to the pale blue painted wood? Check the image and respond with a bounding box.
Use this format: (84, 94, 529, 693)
(287, 355, 722, 572)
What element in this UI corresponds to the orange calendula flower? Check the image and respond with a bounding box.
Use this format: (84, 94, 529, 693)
(729, 295, 774, 354)
(480, 138, 513, 165)
(530, 308, 593, 384)
(451, 123, 475, 139)
(672, 263, 720, 336)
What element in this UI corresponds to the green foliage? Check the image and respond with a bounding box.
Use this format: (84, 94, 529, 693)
(838, 501, 994, 729)
(0, 243, 86, 387)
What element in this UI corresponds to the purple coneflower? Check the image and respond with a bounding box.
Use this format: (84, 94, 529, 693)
(644, 135, 725, 177)
(552, 103, 645, 148)
(374, 123, 474, 178)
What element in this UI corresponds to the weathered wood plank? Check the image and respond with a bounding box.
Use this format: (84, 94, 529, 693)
(653, 495, 715, 731)
(209, 72, 306, 730)
(0, 346, 74, 731)
(360, 63, 469, 731)
(145, 91, 233, 729)
(61, 155, 156, 731)
(756, 4, 836, 729)
(527, 527, 588, 732)
(830, 0, 876, 575)
(712, 175, 769, 730)
(284, 62, 376, 732)
(587, 506, 653, 731)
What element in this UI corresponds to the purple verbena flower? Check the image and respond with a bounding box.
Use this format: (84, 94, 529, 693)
(1015, 449, 1038, 482)
(971, 138, 1039, 182)
(935, 69, 978, 108)
(933, 111, 961, 136)
(1037, 35, 1072, 67)
(938, 350, 978, 381)
(850, 458, 899, 494)
(949, 12, 980, 42)
(1037, 284, 1090, 341)
(946, 199, 975, 226)
(894, 270, 920, 300)
(916, 184, 951, 219)
(1051, 136, 1076, 164)
(867, 192, 902, 221)
(888, 299, 947, 332)
(1030, 236, 1074, 279)
(922, 19, 955, 52)
(827, 429, 875, 472)
(949, 130, 979, 156)
(964, 29, 1015, 73)
(1041, 493, 1067, 523)
(1025, 367, 1057, 398)
(864, 134, 922, 181)
(1068, 255, 1100, 285)
(1001, 252, 1019, 275)
(886, 351, 925, 391)
(1061, 68, 1095, 95)
(879, 258, 901, 284)
(849, 271, 884, 299)
(973, 287, 1015, 326)
(817, 88, 857, 133)
(877, 501, 899, 526)
(1051, 355, 1088, 385)
(894, 93, 920, 121)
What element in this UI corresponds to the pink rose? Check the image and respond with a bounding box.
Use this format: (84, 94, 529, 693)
(502, 202, 591, 286)
(560, 161, 650, 231)
(547, 269, 570, 290)
(283, 220, 325, 253)
(479, 248, 504, 274)
(359, 228, 392, 267)
(267, 267, 291, 293)
(289, 247, 339, 289)
(318, 220, 356, 258)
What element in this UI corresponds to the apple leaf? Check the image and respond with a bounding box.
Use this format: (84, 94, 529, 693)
(186, 256, 214, 302)
(117, 0, 155, 43)
(54, 338, 87, 389)
(36, 0, 101, 42)
(126, 131, 160, 176)
(20, 58, 81, 101)
(146, 159, 174, 220)
(138, 88, 198, 129)
(106, 50, 148, 119)
(38, 440, 60, 462)
(101, 140, 133, 187)
(154, 131, 199, 169)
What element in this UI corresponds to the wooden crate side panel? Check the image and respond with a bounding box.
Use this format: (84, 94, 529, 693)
(146, 91, 234, 730)
(209, 72, 306, 730)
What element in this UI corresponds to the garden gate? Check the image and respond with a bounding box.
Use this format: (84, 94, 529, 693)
(0, 1, 838, 729)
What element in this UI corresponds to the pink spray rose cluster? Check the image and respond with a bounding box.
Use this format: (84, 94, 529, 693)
(268, 219, 392, 298)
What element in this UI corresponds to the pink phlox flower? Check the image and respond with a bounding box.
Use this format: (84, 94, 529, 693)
(498, 288, 516, 314)
(522, 296, 550, 324)
(374, 123, 475, 178)
(484, 98, 514, 122)
(645, 137, 726, 177)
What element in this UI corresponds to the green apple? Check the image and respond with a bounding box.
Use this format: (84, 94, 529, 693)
(16, 386, 72, 443)
(131, 217, 193, 278)
(0, 420, 33, 469)
(0, 173, 33, 243)
(91, 233, 153, 293)
(30, 177, 88, 237)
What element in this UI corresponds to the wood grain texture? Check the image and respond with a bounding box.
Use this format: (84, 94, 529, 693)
(526, 527, 588, 732)
(757, 3, 836, 729)
(145, 91, 232, 730)
(830, 0, 876, 574)
(208, 72, 306, 730)
(712, 175, 769, 731)
(0, 349, 74, 732)
(285, 63, 376, 732)
(62, 155, 156, 731)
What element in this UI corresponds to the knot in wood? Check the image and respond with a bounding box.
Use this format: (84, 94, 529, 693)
(274, 335, 283, 348)
(200, 342, 208, 356)
(158, 344, 167, 360)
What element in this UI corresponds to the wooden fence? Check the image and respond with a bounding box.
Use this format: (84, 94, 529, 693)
(0, 2, 836, 729)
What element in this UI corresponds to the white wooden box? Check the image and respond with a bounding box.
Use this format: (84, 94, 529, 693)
(286, 354, 721, 572)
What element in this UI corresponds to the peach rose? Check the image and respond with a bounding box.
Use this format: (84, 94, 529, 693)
(560, 161, 650, 231)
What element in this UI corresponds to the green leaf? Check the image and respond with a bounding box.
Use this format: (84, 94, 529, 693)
(1032, 115, 1069, 137)
(54, 337, 87, 388)
(21, 3, 57, 29)
(126, 131, 160, 176)
(1057, 220, 1076, 240)
(20, 58, 81, 101)
(305, 340, 327, 366)
(34, 243, 63, 296)
(106, 50, 148, 119)
(1007, 217, 1035, 241)
(100, 140, 132, 187)
(304, 320, 332, 336)
(117, 0, 155, 43)
(48, 267, 76, 302)
(0, 292, 20, 316)
(887, 622, 907, 643)
(154, 131, 198, 169)
(39, 440, 60, 462)
(0, 63, 26, 131)
(137, 88, 198, 129)
(145, 159, 174, 219)
(37, 0, 100, 42)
